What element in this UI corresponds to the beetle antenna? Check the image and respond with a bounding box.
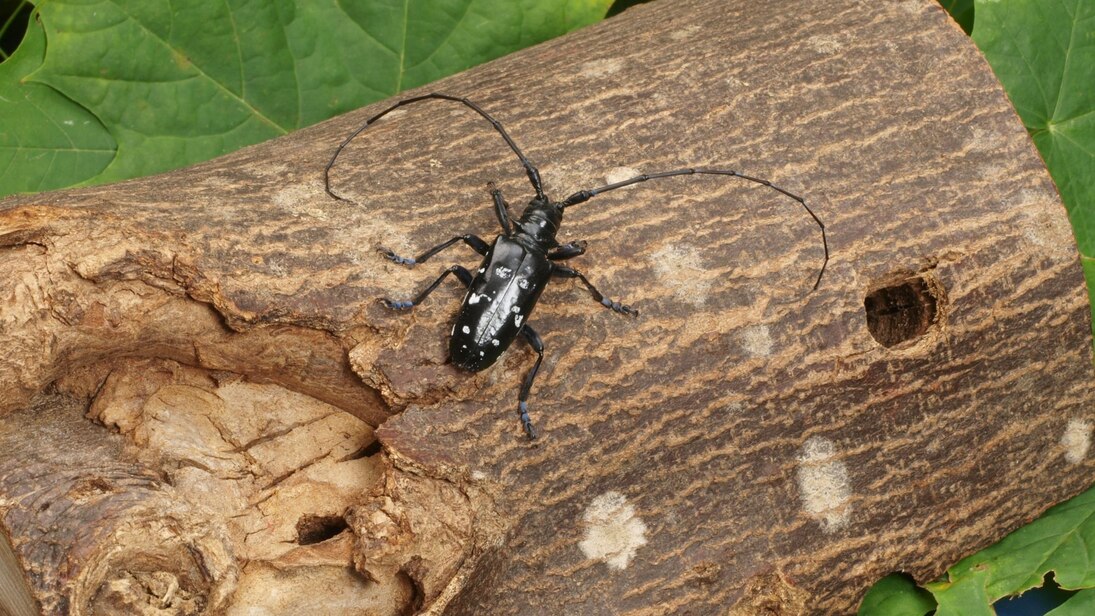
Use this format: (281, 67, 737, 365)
(325, 93, 545, 201)
(561, 168, 828, 289)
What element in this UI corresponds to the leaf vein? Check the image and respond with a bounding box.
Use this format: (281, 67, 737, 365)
(105, 0, 288, 134)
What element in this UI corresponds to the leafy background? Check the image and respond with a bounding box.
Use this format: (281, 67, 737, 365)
(1, 0, 1094, 613)
(0, 0, 612, 193)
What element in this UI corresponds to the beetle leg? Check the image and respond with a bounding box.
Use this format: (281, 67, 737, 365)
(379, 235, 488, 267)
(380, 265, 473, 309)
(517, 324, 545, 440)
(489, 183, 514, 236)
(547, 240, 588, 261)
(552, 265, 639, 316)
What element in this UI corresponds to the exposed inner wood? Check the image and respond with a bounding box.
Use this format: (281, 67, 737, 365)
(2, 0, 1094, 614)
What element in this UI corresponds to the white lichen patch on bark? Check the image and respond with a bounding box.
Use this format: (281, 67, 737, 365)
(796, 437, 852, 532)
(604, 166, 642, 185)
(739, 324, 773, 357)
(650, 243, 710, 307)
(1062, 419, 1092, 464)
(578, 491, 647, 570)
(579, 58, 625, 79)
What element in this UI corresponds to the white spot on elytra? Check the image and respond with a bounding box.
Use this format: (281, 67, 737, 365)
(461, 325, 470, 334)
(515, 315, 523, 327)
(796, 437, 852, 532)
(511, 306, 520, 313)
(740, 325, 773, 357)
(1062, 419, 1092, 464)
(491, 339, 500, 346)
(578, 492, 647, 570)
(478, 267, 485, 274)
(495, 265, 512, 279)
(469, 293, 490, 304)
(479, 351, 484, 356)
(518, 278, 529, 289)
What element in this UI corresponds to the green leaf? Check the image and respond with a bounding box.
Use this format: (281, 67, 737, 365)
(857, 573, 936, 616)
(927, 486, 1095, 607)
(939, 0, 974, 34)
(0, 11, 114, 193)
(2, 0, 611, 196)
(928, 568, 995, 616)
(972, 0, 1095, 256)
(1082, 255, 1095, 334)
(1047, 588, 1095, 615)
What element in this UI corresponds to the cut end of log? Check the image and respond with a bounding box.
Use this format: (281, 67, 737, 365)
(0, 360, 433, 616)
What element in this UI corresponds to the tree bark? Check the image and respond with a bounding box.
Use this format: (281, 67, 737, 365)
(2, 0, 1094, 614)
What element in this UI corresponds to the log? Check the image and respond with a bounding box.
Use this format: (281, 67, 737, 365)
(2, 0, 1094, 613)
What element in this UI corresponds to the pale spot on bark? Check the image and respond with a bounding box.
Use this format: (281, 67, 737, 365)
(579, 58, 624, 78)
(578, 492, 647, 570)
(651, 244, 710, 307)
(740, 324, 773, 357)
(796, 437, 852, 532)
(1062, 419, 1092, 464)
(669, 25, 701, 41)
(605, 167, 642, 185)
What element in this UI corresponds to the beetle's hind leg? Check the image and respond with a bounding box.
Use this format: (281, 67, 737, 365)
(380, 265, 473, 309)
(553, 265, 639, 316)
(379, 235, 489, 267)
(517, 325, 545, 439)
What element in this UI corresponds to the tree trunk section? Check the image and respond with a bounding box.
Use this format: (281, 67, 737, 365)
(1, 0, 1093, 614)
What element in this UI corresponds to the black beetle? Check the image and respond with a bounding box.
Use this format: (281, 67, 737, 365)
(324, 93, 828, 439)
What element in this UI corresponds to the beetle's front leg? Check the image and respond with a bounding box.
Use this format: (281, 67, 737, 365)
(552, 265, 639, 316)
(547, 240, 588, 261)
(380, 265, 473, 309)
(379, 235, 489, 267)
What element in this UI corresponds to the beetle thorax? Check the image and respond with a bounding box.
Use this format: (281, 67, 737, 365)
(515, 199, 563, 246)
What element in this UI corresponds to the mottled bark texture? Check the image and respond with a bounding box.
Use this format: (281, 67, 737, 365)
(2, 0, 1093, 614)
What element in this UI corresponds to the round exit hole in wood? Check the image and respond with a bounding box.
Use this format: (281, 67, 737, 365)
(864, 274, 942, 347)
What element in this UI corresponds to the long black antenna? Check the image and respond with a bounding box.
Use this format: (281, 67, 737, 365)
(324, 93, 544, 201)
(561, 167, 828, 289)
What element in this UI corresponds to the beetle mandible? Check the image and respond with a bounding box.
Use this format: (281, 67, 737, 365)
(324, 93, 828, 439)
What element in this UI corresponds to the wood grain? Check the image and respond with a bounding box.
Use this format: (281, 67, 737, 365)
(1, 0, 1093, 613)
